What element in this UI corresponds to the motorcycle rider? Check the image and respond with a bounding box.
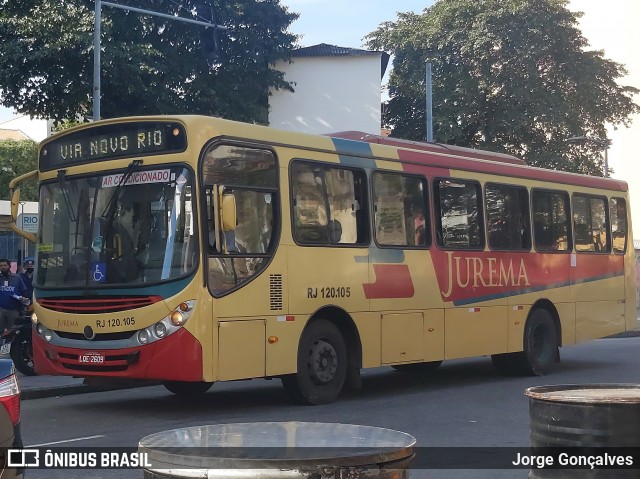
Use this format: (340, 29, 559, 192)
(0, 259, 30, 334)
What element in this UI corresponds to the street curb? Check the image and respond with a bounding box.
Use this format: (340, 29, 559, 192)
(22, 384, 93, 400)
(21, 381, 160, 400)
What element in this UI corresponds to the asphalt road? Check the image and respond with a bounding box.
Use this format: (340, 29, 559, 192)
(20, 336, 640, 479)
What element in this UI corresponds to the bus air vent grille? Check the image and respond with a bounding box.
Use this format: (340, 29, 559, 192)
(270, 274, 283, 311)
(38, 295, 163, 314)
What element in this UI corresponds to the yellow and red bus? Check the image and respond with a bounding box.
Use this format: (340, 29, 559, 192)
(10, 116, 637, 404)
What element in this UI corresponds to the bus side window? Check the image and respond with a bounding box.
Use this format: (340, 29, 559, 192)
(291, 161, 368, 246)
(610, 197, 628, 254)
(435, 178, 483, 249)
(485, 183, 530, 251)
(572, 194, 610, 254)
(372, 171, 428, 248)
(533, 189, 570, 252)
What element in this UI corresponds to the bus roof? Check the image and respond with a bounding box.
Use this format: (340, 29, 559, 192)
(326, 130, 627, 193)
(328, 131, 526, 165)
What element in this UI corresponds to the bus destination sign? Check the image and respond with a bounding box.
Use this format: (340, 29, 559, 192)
(39, 121, 187, 171)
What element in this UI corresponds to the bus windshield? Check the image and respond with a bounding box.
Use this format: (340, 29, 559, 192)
(36, 165, 197, 288)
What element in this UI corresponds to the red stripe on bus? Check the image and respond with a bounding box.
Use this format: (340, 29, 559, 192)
(363, 264, 415, 299)
(397, 149, 627, 191)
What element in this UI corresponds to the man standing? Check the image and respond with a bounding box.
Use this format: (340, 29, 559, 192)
(0, 259, 30, 333)
(20, 257, 35, 303)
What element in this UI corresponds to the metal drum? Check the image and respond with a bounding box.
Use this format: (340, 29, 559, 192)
(138, 421, 416, 478)
(525, 384, 640, 479)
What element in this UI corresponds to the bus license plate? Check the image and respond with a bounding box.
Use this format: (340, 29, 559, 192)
(79, 353, 105, 364)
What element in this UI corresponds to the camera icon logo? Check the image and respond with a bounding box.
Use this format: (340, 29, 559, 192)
(7, 449, 40, 467)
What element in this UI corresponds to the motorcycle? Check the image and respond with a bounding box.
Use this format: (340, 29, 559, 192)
(0, 310, 36, 376)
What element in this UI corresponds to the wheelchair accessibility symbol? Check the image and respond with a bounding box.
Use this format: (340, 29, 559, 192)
(92, 262, 106, 283)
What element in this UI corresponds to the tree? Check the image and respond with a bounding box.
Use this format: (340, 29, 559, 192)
(0, 140, 38, 201)
(366, 0, 639, 175)
(0, 0, 298, 124)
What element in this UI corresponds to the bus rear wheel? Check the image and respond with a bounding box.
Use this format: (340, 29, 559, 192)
(492, 309, 558, 376)
(282, 319, 347, 405)
(391, 361, 442, 373)
(163, 380, 213, 396)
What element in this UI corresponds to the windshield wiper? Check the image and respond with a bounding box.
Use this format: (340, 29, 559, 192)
(57, 170, 78, 223)
(100, 160, 143, 260)
(100, 160, 143, 219)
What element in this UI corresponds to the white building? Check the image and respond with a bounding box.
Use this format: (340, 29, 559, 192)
(269, 43, 389, 135)
(0, 115, 51, 142)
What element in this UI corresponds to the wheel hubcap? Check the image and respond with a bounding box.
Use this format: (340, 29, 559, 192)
(308, 339, 338, 384)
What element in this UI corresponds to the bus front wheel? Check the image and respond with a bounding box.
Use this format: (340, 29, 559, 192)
(282, 319, 347, 405)
(163, 380, 214, 396)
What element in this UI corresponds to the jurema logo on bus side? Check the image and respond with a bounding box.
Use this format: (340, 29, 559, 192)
(438, 252, 531, 300)
(431, 251, 624, 305)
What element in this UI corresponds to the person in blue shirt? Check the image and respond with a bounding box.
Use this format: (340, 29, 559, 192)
(0, 258, 29, 333)
(20, 257, 35, 302)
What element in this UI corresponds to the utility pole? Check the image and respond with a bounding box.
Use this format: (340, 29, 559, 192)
(425, 62, 433, 142)
(93, 0, 101, 120)
(567, 136, 611, 178)
(92, 0, 227, 121)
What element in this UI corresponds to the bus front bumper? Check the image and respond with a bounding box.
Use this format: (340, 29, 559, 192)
(33, 328, 204, 381)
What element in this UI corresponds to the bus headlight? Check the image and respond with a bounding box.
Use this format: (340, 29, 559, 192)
(36, 323, 45, 336)
(44, 329, 53, 342)
(132, 300, 195, 346)
(154, 322, 167, 338)
(137, 330, 150, 345)
(170, 311, 184, 326)
(31, 312, 38, 325)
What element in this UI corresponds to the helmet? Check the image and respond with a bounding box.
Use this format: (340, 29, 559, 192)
(24, 257, 35, 268)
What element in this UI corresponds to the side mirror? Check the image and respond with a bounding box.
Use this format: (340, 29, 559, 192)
(220, 193, 236, 232)
(9, 171, 38, 244)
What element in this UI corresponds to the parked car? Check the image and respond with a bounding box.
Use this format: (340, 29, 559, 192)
(0, 359, 23, 478)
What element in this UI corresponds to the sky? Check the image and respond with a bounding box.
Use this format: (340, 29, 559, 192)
(280, 0, 433, 49)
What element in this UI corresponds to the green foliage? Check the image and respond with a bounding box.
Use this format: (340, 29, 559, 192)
(366, 0, 640, 175)
(0, 140, 38, 201)
(0, 0, 298, 124)
(52, 119, 84, 133)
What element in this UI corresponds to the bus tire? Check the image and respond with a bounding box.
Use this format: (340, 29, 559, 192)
(282, 319, 347, 405)
(391, 361, 442, 373)
(521, 308, 559, 376)
(492, 309, 558, 376)
(162, 380, 213, 396)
